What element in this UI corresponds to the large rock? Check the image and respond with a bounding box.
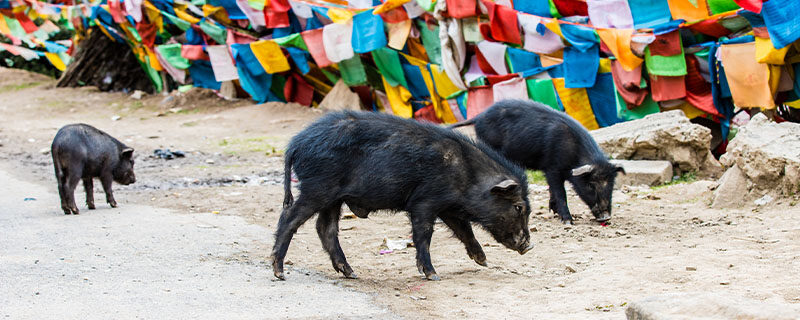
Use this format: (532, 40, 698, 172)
(626, 292, 800, 320)
(318, 79, 363, 111)
(711, 164, 749, 208)
(720, 113, 800, 196)
(611, 160, 672, 186)
(591, 110, 722, 177)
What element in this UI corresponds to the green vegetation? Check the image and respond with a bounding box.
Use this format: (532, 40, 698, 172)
(0, 81, 42, 93)
(652, 171, 697, 190)
(526, 170, 547, 185)
(218, 136, 284, 156)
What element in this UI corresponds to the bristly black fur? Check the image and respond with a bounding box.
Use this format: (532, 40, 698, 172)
(271, 110, 533, 281)
(464, 99, 624, 224)
(51, 123, 136, 215)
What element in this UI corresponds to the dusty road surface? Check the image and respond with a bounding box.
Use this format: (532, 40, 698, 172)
(0, 168, 397, 319)
(1, 67, 800, 319)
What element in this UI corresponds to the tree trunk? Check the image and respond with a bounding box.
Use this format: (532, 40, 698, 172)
(57, 28, 156, 93)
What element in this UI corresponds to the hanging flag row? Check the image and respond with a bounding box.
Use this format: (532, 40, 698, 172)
(1, 0, 800, 134)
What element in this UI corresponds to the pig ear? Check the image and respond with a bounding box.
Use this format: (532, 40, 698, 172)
(615, 165, 626, 175)
(491, 179, 519, 196)
(571, 164, 595, 177)
(121, 148, 134, 159)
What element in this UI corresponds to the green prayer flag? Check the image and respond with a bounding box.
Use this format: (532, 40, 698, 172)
(247, 0, 265, 10)
(526, 78, 560, 111)
(199, 20, 227, 44)
(140, 57, 163, 93)
(371, 47, 408, 88)
(271, 74, 287, 101)
(156, 43, 190, 69)
(707, 0, 740, 14)
(644, 46, 687, 76)
(163, 12, 192, 31)
(126, 26, 142, 42)
(615, 84, 659, 120)
(415, 20, 442, 65)
(548, 0, 562, 19)
(415, 0, 436, 11)
(4, 16, 27, 37)
(320, 68, 340, 84)
(273, 33, 308, 51)
(339, 55, 367, 86)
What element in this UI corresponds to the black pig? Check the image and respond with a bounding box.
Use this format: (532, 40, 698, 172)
(272, 111, 533, 281)
(451, 100, 624, 224)
(51, 124, 136, 215)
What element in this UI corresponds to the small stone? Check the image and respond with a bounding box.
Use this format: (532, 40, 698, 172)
(39, 148, 50, 155)
(686, 266, 697, 271)
(130, 90, 146, 99)
(285, 260, 293, 265)
(754, 195, 773, 206)
(28, 138, 36, 143)
(720, 281, 730, 285)
(530, 226, 538, 232)
(565, 265, 577, 273)
(111, 115, 122, 121)
(205, 159, 215, 164)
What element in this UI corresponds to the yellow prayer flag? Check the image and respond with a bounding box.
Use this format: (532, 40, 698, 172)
(44, 52, 67, 71)
(755, 37, 788, 65)
(328, 8, 354, 24)
(381, 76, 413, 118)
(596, 28, 643, 72)
(374, 0, 410, 14)
(251, 40, 291, 73)
(552, 78, 599, 130)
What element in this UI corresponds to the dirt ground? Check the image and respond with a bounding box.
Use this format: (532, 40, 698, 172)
(2, 67, 799, 319)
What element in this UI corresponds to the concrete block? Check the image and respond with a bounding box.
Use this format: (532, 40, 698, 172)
(611, 160, 672, 186)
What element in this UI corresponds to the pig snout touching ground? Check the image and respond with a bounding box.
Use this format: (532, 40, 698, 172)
(51, 123, 136, 215)
(451, 99, 625, 225)
(271, 111, 532, 281)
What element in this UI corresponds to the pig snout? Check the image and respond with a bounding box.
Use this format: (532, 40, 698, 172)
(514, 233, 533, 255)
(595, 212, 611, 222)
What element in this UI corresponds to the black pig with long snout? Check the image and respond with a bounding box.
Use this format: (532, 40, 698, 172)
(51, 124, 136, 215)
(451, 99, 624, 225)
(272, 111, 533, 281)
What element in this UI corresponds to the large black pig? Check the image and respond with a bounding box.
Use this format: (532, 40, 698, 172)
(272, 111, 533, 281)
(51, 124, 136, 215)
(451, 100, 624, 225)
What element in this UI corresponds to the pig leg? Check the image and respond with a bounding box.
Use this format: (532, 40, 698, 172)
(56, 167, 71, 215)
(316, 205, 356, 279)
(410, 214, 439, 281)
(271, 196, 319, 280)
(100, 174, 117, 208)
(83, 177, 95, 210)
(64, 173, 81, 215)
(545, 172, 573, 224)
(439, 215, 487, 267)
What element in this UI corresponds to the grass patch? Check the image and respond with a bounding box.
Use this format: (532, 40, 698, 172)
(526, 170, 547, 185)
(219, 136, 284, 156)
(652, 171, 697, 190)
(0, 81, 42, 93)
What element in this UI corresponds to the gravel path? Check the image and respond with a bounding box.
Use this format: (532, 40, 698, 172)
(0, 167, 397, 319)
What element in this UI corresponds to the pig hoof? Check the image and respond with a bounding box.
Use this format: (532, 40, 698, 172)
(562, 219, 573, 225)
(109, 202, 117, 208)
(426, 273, 441, 281)
(470, 253, 487, 266)
(274, 272, 286, 280)
(87, 203, 95, 210)
(344, 272, 358, 279)
(417, 262, 424, 275)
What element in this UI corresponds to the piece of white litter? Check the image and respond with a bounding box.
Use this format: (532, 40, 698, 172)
(754, 195, 773, 206)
